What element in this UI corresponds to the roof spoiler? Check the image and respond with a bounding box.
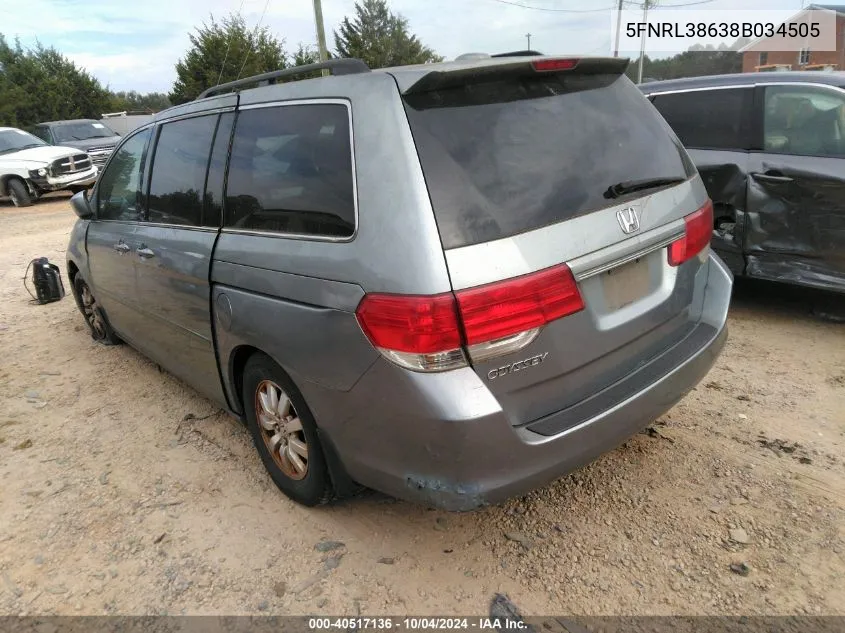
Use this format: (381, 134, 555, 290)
(491, 50, 544, 57)
(404, 57, 630, 95)
(197, 58, 370, 100)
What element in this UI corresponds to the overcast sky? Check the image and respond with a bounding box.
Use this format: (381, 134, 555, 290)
(3, 0, 809, 94)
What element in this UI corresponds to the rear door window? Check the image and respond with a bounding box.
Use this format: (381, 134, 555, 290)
(404, 73, 693, 250)
(763, 84, 845, 157)
(147, 114, 218, 226)
(224, 104, 355, 238)
(651, 88, 752, 151)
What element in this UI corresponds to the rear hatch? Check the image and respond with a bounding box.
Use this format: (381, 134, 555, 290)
(398, 58, 711, 429)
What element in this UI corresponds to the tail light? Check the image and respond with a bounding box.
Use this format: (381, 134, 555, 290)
(668, 199, 713, 267)
(355, 264, 584, 372)
(532, 58, 579, 72)
(355, 293, 465, 372)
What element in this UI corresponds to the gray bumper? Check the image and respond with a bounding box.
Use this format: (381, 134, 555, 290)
(308, 254, 732, 511)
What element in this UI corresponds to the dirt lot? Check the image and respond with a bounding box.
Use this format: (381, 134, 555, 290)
(0, 195, 843, 616)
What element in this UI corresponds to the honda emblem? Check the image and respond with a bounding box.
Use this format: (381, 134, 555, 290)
(616, 207, 640, 234)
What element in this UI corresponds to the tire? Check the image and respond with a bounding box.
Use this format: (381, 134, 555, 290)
(242, 353, 333, 506)
(73, 275, 121, 345)
(8, 179, 33, 207)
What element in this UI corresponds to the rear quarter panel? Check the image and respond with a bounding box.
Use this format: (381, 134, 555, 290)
(211, 264, 378, 415)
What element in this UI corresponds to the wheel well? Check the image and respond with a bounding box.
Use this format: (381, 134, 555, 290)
(0, 175, 25, 197)
(227, 344, 359, 497)
(66, 262, 83, 309)
(230, 345, 262, 413)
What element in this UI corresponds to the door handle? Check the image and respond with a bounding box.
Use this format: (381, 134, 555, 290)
(113, 242, 130, 253)
(136, 246, 155, 259)
(751, 172, 794, 183)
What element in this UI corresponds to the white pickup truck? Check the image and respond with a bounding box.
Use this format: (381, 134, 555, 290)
(0, 126, 98, 207)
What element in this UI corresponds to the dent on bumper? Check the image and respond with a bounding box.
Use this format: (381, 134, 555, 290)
(311, 255, 733, 511)
(44, 168, 97, 189)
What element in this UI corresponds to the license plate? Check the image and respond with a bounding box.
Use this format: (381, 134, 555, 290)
(603, 258, 649, 311)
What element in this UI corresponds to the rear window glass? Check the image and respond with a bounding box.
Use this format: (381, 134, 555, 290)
(651, 88, 751, 151)
(225, 104, 355, 238)
(403, 73, 692, 249)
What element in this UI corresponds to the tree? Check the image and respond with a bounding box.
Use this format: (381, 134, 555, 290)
(170, 13, 287, 105)
(111, 90, 171, 113)
(291, 44, 321, 67)
(0, 34, 114, 128)
(334, 0, 441, 69)
(627, 45, 742, 83)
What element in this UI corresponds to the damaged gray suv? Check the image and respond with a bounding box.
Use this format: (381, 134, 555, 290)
(66, 56, 732, 509)
(642, 72, 845, 293)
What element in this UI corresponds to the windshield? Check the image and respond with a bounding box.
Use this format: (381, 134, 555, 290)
(403, 73, 694, 249)
(52, 121, 117, 142)
(0, 129, 48, 155)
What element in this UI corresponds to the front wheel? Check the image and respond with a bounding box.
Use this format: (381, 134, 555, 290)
(242, 354, 333, 506)
(8, 179, 33, 207)
(73, 276, 121, 345)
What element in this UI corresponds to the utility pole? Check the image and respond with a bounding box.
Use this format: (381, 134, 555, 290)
(313, 0, 329, 63)
(637, 0, 650, 84)
(613, 0, 624, 57)
(526, 33, 532, 50)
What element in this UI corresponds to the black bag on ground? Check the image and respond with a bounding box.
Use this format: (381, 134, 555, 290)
(26, 257, 65, 305)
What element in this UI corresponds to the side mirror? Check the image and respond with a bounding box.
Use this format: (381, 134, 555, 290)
(70, 190, 94, 219)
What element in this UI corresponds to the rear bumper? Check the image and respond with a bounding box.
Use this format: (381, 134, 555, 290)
(311, 254, 732, 511)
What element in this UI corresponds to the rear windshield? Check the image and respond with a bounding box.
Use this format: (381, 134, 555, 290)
(403, 72, 693, 249)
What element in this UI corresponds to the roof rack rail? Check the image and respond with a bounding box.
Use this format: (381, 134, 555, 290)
(196, 58, 371, 100)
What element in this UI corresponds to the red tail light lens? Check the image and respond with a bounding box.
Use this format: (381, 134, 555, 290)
(455, 264, 584, 346)
(532, 58, 579, 72)
(355, 292, 461, 354)
(668, 200, 714, 266)
(356, 265, 584, 371)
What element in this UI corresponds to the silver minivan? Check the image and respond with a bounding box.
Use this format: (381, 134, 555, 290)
(67, 56, 732, 509)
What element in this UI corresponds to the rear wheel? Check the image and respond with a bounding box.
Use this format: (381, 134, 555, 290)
(7, 179, 32, 207)
(242, 353, 332, 506)
(73, 276, 121, 345)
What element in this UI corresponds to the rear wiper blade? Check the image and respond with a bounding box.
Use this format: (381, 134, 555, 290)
(604, 177, 685, 199)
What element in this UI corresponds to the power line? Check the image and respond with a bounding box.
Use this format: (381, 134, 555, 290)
(236, 0, 272, 81)
(649, 0, 716, 6)
(483, 0, 616, 13)
(481, 0, 713, 13)
(216, 0, 247, 86)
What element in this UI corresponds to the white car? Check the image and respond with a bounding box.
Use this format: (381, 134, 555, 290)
(0, 126, 98, 207)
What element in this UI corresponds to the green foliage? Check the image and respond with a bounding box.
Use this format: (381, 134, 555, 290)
(170, 13, 287, 104)
(0, 34, 114, 128)
(627, 45, 743, 83)
(334, 0, 442, 69)
(292, 44, 322, 67)
(111, 90, 171, 113)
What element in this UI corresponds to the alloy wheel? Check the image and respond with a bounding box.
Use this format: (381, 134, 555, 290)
(79, 282, 107, 339)
(255, 379, 309, 480)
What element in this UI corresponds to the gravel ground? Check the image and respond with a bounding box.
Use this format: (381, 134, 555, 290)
(0, 195, 843, 616)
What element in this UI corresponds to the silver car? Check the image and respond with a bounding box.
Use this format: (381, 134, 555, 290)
(66, 56, 732, 509)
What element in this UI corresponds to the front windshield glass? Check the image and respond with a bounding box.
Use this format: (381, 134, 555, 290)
(0, 129, 47, 155)
(52, 121, 117, 142)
